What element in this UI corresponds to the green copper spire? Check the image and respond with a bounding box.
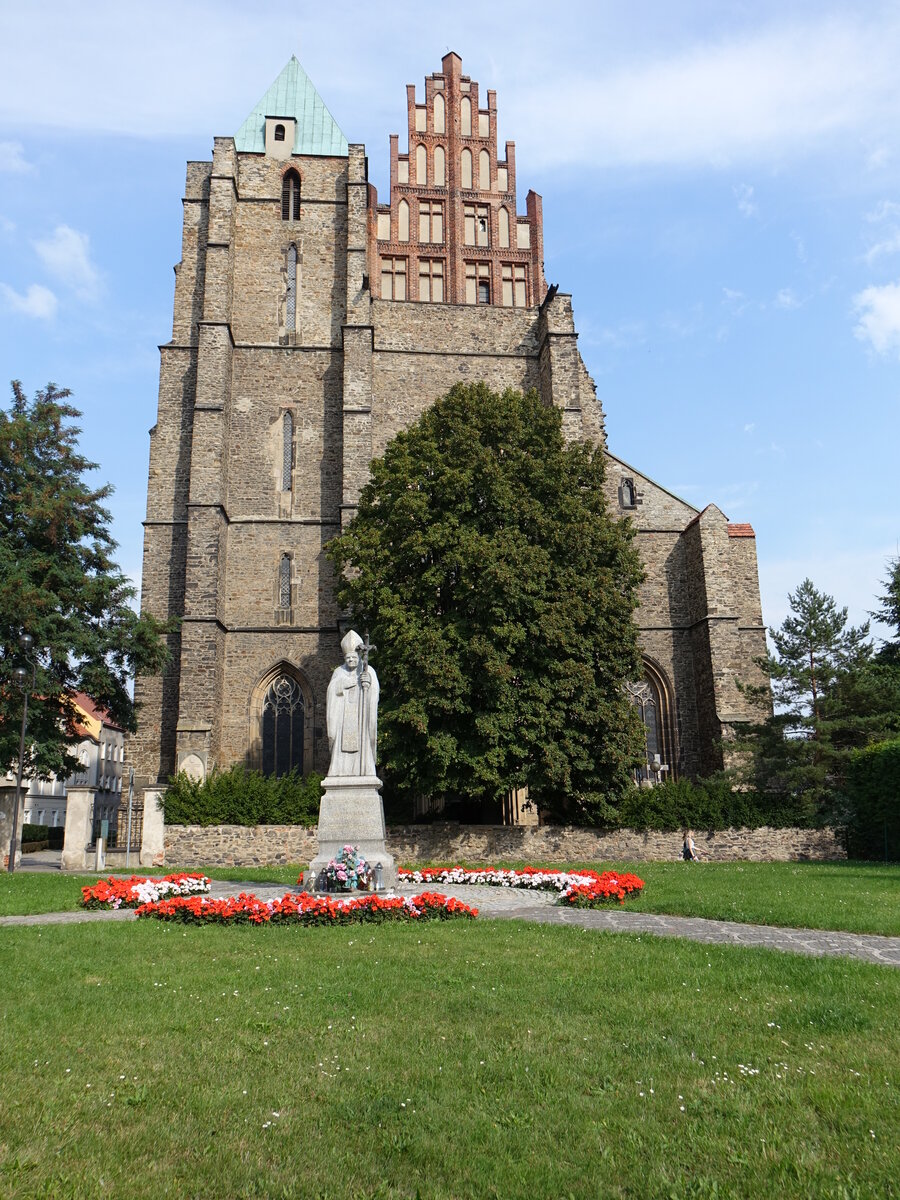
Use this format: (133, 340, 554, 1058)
(234, 56, 348, 157)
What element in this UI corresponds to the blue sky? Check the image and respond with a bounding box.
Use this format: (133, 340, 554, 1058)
(1, 0, 897, 641)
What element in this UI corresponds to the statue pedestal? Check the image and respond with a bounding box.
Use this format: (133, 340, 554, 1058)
(306, 775, 397, 890)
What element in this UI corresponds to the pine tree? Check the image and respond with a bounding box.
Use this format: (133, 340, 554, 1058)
(740, 578, 893, 819)
(327, 383, 646, 822)
(0, 382, 170, 779)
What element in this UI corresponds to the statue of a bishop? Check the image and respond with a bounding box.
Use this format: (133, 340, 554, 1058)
(325, 630, 378, 778)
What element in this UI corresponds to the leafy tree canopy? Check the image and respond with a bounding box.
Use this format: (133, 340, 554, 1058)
(327, 383, 646, 822)
(0, 382, 170, 779)
(740, 575, 900, 820)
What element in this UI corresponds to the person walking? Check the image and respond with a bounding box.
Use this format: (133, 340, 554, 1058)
(682, 830, 699, 861)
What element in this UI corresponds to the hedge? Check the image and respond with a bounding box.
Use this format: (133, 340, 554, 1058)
(614, 776, 818, 833)
(162, 765, 322, 827)
(844, 737, 900, 861)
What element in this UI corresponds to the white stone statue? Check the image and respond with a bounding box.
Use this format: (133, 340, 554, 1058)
(325, 629, 378, 778)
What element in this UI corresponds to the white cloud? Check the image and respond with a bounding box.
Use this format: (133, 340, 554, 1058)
(0, 140, 32, 172)
(0, 282, 58, 319)
(774, 288, 800, 309)
(734, 183, 758, 218)
(853, 280, 900, 355)
(33, 225, 101, 300)
(0, 215, 15, 235)
(743, 422, 755, 433)
(514, 15, 900, 169)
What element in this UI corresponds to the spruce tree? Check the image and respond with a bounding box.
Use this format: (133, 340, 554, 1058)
(327, 383, 645, 822)
(0, 382, 169, 779)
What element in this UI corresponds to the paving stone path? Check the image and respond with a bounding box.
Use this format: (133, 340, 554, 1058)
(3, 879, 898, 966)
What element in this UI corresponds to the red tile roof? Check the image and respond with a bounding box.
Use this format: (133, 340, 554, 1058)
(727, 523, 755, 538)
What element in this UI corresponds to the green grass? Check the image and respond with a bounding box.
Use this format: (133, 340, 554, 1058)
(409, 860, 900, 937)
(0, 920, 896, 1199)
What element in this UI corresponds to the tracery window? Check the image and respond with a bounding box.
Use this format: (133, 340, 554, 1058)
(281, 169, 301, 221)
(261, 674, 304, 777)
(626, 667, 675, 784)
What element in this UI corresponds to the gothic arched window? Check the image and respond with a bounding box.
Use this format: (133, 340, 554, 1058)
(274, 123, 286, 142)
(261, 673, 304, 777)
(433, 93, 445, 134)
(281, 169, 301, 221)
(626, 665, 675, 784)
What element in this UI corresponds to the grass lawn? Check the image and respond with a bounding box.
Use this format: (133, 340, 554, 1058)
(0, 919, 896, 1199)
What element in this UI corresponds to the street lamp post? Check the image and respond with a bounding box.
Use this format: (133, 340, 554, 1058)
(8, 632, 37, 875)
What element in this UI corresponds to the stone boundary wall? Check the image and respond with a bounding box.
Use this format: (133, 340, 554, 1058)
(164, 823, 845, 867)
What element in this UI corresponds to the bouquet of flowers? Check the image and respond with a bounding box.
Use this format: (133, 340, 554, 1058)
(324, 844, 369, 891)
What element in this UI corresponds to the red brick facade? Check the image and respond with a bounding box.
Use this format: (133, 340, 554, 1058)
(368, 52, 546, 308)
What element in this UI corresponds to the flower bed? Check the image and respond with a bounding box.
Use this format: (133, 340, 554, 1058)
(134, 890, 478, 925)
(81, 873, 211, 910)
(398, 866, 645, 906)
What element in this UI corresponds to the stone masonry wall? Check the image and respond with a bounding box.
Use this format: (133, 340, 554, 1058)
(164, 823, 845, 867)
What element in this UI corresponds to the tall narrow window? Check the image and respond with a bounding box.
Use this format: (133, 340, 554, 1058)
(498, 206, 510, 248)
(433, 93, 445, 133)
(286, 244, 297, 331)
(479, 149, 490, 190)
(497, 166, 508, 192)
(626, 669, 675, 784)
(461, 148, 473, 189)
(434, 145, 445, 186)
(397, 158, 409, 184)
(464, 204, 490, 247)
(282, 412, 293, 490)
(281, 169, 301, 221)
(465, 262, 491, 305)
(398, 199, 409, 242)
(418, 200, 443, 244)
(461, 97, 472, 136)
(418, 259, 444, 302)
(261, 674, 304, 777)
(501, 264, 527, 307)
(279, 554, 292, 608)
(380, 257, 407, 300)
(416, 144, 427, 185)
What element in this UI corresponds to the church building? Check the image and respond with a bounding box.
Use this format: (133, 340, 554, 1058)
(127, 52, 768, 812)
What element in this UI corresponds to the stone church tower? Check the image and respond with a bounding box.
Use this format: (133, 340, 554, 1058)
(128, 53, 768, 810)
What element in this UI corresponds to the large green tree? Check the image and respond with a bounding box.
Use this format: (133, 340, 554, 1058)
(740, 577, 899, 820)
(327, 383, 646, 822)
(0, 382, 169, 779)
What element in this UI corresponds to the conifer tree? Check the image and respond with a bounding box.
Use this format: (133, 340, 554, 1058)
(327, 383, 646, 822)
(0, 382, 170, 779)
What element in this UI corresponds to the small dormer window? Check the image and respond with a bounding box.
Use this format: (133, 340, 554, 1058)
(620, 477, 637, 509)
(274, 124, 286, 142)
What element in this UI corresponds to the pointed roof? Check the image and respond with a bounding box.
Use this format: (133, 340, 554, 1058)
(234, 56, 348, 157)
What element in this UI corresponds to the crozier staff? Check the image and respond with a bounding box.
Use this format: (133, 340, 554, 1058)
(326, 629, 379, 777)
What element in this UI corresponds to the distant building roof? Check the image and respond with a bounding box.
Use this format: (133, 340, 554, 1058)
(71, 691, 123, 738)
(727, 523, 756, 538)
(234, 56, 349, 157)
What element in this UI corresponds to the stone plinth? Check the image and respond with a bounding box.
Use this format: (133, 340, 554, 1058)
(307, 775, 397, 889)
(0, 782, 23, 870)
(140, 789, 166, 868)
(61, 786, 96, 871)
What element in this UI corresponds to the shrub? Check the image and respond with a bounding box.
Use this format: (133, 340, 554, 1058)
(162, 765, 322, 827)
(615, 775, 818, 832)
(844, 737, 900, 861)
(21, 823, 49, 843)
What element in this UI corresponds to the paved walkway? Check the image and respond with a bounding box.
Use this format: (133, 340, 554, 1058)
(3, 878, 899, 967)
